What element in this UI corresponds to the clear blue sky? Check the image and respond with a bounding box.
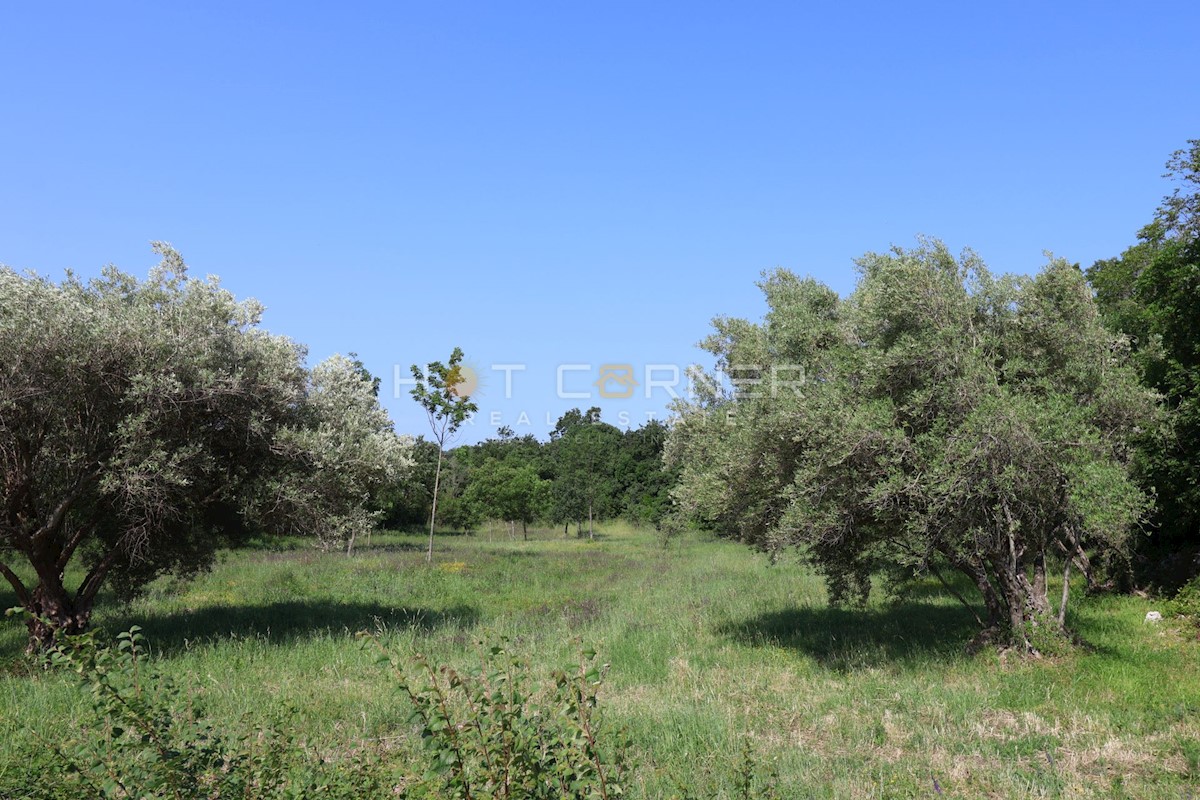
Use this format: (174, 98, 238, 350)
(2, 2, 1198, 443)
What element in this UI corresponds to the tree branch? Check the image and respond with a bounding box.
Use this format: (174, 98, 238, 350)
(1053, 527, 1096, 591)
(1057, 558, 1071, 628)
(76, 549, 120, 607)
(31, 473, 95, 545)
(927, 558, 985, 628)
(56, 521, 97, 572)
(0, 560, 30, 607)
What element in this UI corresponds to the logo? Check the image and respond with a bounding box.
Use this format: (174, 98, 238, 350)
(594, 364, 639, 399)
(449, 363, 482, 399)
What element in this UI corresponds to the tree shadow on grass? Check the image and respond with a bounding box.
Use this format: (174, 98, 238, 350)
(721, 601, 980, 672)
(0, 586, 27, 664)
(242, 540, 431, 558)
(0, 598, 478, 661)
(105, 601, 480, 655)
(344, 539, 431, 555)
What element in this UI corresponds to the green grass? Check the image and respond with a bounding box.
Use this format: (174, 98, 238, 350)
(3, 523, 1199, 798)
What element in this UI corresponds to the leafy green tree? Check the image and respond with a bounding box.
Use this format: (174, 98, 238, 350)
(547, 409, 621, 539)
(1154, 139, 1200, 241)
(613, 419, 678, 526)
(1087, 140, 1200, 583)
(410, 347, 478, 562)
(377, 436, 440, 530)
(474, 425, 544, 467)
(551, 407, 602, 438)
(462, 459, 550, 539)
(276, 354, 413, 555)
(669, 241, 1155, 651)
(0, 246, 412, 648)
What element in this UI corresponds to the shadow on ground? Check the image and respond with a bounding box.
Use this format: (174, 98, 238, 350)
(250, 540, 431, 559)
(340, 539, 431, 555)
(721, 601, 980, 671)
(111, 600, 480, 654)
(0, 597, 479, 660)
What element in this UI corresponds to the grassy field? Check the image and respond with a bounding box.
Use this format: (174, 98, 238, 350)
(2, 523, 1199, 798)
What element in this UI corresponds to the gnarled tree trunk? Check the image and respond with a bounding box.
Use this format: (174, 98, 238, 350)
(2, 536, 117, 652)
(24, 584, 92, 652)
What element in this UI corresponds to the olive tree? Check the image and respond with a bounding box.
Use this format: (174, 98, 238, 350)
(668, 240, 1155, 651)
(0, 244, 412, 648)
(272, 353, 415, 555)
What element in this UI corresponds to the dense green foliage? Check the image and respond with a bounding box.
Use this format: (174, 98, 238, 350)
(1087, 140, 1200, 585)
(383, 412, 677, 540)
(372, 639, 625, 799)
(545, 410, 623, 539)
(461, 459, 550, 539)
(668, 240, 1155, 650)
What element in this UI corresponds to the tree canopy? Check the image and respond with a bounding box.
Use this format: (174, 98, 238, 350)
(1087, 140, 1200, 584)
(546, 408, 622, 539)
(0, 245, 412, 647)
(668, 239, 1155, 651)
(378, 412, 677, 539)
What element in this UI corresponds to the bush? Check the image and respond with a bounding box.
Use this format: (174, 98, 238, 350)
(368, 637, 626, 799)
(1167, 575, 1200, 621)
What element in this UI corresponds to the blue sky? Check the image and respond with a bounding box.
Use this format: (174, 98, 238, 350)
(2, 2, 1198, 443)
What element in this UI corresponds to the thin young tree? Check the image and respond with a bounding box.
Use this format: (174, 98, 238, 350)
(410, 347, 477, 562)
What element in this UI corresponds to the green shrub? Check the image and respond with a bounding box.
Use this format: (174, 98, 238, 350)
(1167, 574, 1200, 620)
(368, 637, 626, 799)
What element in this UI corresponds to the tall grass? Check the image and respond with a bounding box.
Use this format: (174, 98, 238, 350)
(2, 524, 1198, 797)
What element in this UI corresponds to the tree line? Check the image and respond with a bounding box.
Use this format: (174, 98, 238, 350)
(378, 409, 677, 540)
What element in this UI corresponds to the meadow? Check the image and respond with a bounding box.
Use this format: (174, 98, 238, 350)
(2, 524, 1198, 798)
